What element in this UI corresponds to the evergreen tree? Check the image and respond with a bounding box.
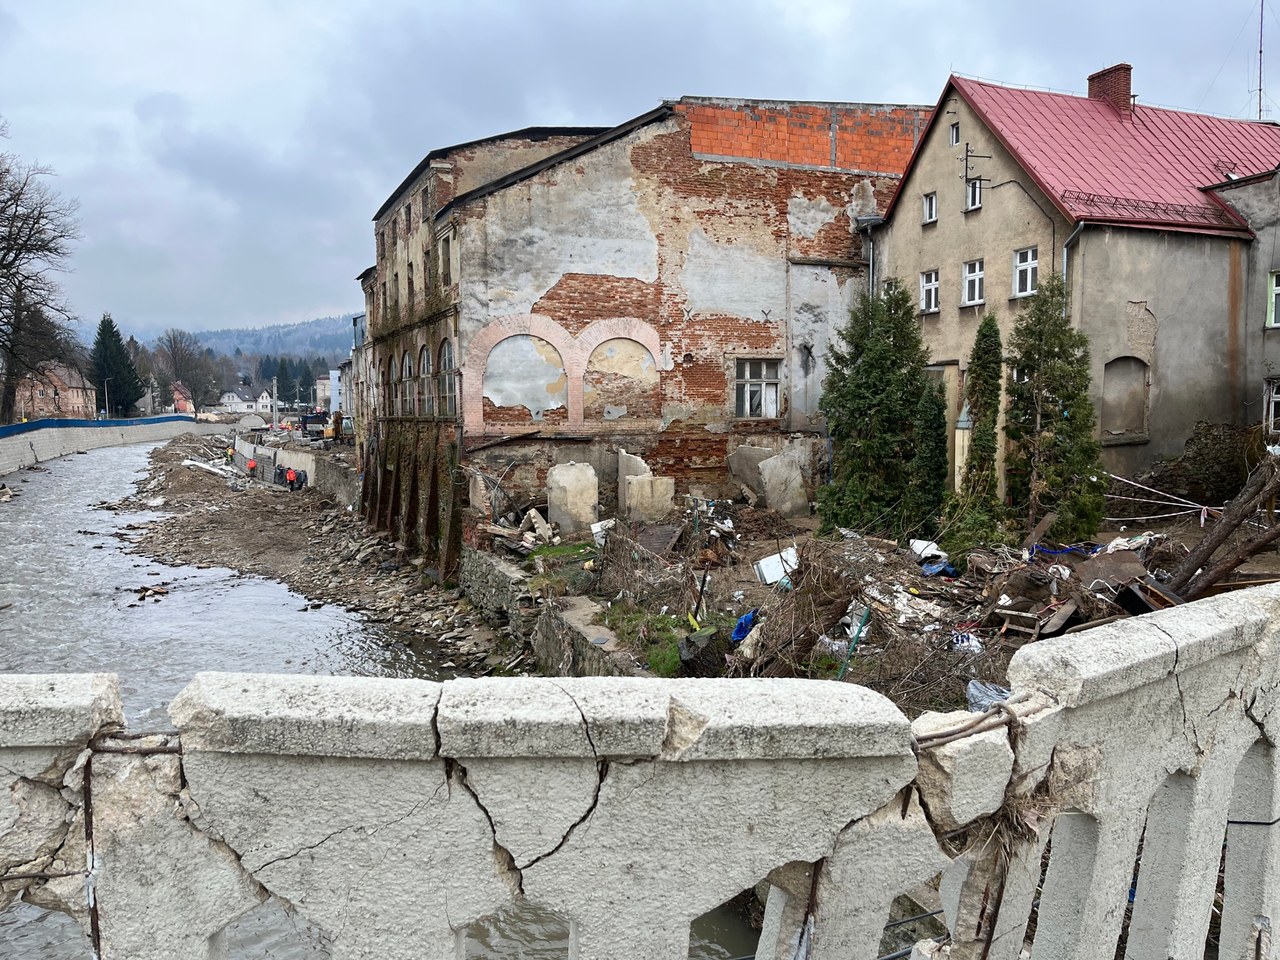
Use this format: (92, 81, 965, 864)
(1004, 273, 1105, 541)
(818, 279, 941, 535)
(903, 381, 949, 534)
(89, 313, 145, 416)
(961, 314, 1003, 501)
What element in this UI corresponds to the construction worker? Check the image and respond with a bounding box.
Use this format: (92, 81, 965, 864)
(285, 466, 297, 491)
(246, 458, 257, 478)
(224, 445, 234, 465)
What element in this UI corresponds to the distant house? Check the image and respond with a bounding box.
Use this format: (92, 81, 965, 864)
(210, 386, 257, 414)
(172, 382, 195, 415)
(874, 63, 1280, 480)
(17, 365, 97, 420)
(255, 389, 274, 414)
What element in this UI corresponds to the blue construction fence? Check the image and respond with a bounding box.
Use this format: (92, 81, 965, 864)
(0, 415, 197, 441)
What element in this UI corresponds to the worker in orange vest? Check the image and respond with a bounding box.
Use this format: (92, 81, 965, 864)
(246, 458, 257, 478)
(286, 466, 297, 491)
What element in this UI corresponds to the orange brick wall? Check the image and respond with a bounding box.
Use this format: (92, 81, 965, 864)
(675, 100, 930, 176)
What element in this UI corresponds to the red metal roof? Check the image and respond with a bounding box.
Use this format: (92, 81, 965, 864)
(948, 75, 1280, 235)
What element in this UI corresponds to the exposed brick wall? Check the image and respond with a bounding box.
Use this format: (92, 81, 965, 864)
(675, 99, 930, 175)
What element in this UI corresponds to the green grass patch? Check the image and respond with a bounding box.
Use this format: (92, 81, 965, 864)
(596, 601, 687, 677)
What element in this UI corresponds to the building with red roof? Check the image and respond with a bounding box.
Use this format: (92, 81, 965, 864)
(875, 63, 1280, 482)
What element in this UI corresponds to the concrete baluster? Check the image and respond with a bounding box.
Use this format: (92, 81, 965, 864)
(1125, 763, 1238, 960)
(755, 862, 814, 960)
(1220, 741, 1280, 960)
(938, 828, 1049, 960)
(1028, 810, 1145, 960)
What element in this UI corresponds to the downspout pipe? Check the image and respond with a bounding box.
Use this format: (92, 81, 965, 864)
(855, 215, 885, 296)
(1061, 220, 1088, 317)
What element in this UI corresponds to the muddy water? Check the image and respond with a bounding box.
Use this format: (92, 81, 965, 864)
(0, 443, 758, 960)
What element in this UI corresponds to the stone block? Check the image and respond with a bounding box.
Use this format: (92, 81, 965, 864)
(911, 710, 1014, 831)
(617, 448, 650, 517)
(758, 451, 808, 518)
(728, 444, 772, 495)
(547, 461, 598, 534)
(624, 474, 674, 522)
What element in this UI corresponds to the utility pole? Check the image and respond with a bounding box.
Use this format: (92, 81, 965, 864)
(271, 376, 278, 430)
(104, 377, 112, 420)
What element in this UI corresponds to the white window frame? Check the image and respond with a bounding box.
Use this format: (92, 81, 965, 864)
(1013, 247, 1039, 297)
(734, 359, 781, 418)
(1269, 272, 1280, 328)
(922, 192, 937, 224)
(920, 270, 940, 313)
(962, 259, 985, 306)
(1268, 379, 1280, 433)
(949, 122, 960, 146)
(965, 178, 982, 211)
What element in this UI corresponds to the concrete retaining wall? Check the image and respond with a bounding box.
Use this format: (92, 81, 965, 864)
(8, 584, 1280, 958)
(0, 417, 224, 477)
(233, 436, 359, 509)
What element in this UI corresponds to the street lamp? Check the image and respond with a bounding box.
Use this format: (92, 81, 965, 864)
(103, 377, 112, 420)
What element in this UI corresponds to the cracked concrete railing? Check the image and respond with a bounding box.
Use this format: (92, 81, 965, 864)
(2, 673, 939, 960)
(919, 583, 1280, 960)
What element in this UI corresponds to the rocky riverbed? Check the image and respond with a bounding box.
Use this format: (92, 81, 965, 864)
(112, 433, 509, 674)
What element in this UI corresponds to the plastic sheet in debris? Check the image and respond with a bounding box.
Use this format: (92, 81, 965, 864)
(753, 546, 798, 585)
(966, 679, 1011, 711)
(909, 539, 949, 563)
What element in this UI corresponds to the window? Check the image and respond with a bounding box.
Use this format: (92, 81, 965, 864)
(965, 178, 982, 210)
(1269, 272, 1280, 328)
(418, 346, 433, 417)
(392, 272, 400, 314)
(1013, 247, 1039, 297)
(1268, 379, 1280, 434)
(407, 262, 415, 309)
(922, 192, 937, 224)
(380, 282, 387, 319)
(400, 351, 415, 416)
(391, 218, 398, 247)
(438, 340, 456, 417)
(378, 231, 386, 258)
(962, 259, 985, 305)
(949, 122, 960, 146)
(421, 188, 430, 221)
(734, 359, 780, 418)
(920, 270, 940, 313)
(439, 234, 452, 287)
(404, 203, 412, 233)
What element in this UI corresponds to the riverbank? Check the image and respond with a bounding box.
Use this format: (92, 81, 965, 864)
(113, 433, 504, 670)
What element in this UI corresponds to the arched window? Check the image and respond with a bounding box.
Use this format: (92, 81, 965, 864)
(400, 351, 415, 416)
(438, 340, 456, 418)
(418, 345, 433, 417)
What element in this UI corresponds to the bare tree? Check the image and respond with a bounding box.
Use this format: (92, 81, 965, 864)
(0, 119, 82, 422)
(153, 328, 213, 411)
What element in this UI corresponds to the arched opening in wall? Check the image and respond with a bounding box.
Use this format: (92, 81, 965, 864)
(0, 901, 89, 956)
(418, 345, 434, 417)
(584, 338, 660, 421)
(438, 340, 457, 419)
(872, 873, 948, 957)
(401, 350, 415, 417)
(1218, 740, 1279, 959)
(690, 889, 761, 958)
(480, 335, 566, 424)
(460, 900, 571, 958)
(1101, 356, 1149, 439)
(216, 897, 333, 958)
(1122, 772, 1203, 958)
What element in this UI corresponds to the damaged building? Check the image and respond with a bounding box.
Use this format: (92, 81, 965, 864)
(873, 63, 1280, 482)
(355, 96, 931, 572)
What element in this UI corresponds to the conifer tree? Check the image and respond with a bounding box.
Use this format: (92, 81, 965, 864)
(904, 381, 949, 534)
(1004, 273, 1105, 541)
(819, 279, 942, 535)
(89, 312, 145, 416)
(962, 314, 1003, 501)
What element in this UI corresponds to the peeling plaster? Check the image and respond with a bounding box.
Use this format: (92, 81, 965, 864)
(787, 193, 840, 240)
(682, 227, 786, 319)
(482, 335, 568, 418)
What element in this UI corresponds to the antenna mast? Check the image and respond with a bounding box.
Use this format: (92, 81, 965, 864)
(1261, 0, 1266, 120)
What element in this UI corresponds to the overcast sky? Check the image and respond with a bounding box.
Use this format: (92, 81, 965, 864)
(1, 0, 1276, 341)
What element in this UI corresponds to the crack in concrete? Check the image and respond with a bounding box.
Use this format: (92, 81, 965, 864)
(446, 758, 525, 897)
(1151, 622, 1199, 753)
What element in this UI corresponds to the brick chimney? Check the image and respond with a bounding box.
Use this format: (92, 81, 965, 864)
(1088, 63, 1133, 117)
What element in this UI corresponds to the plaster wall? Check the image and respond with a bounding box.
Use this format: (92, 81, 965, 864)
(1071, 227, 1244, 474)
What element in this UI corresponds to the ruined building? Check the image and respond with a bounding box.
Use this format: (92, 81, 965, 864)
(354, 97, 931, 573)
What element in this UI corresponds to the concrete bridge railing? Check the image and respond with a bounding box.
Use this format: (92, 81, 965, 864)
(5, 584, 1280, 959)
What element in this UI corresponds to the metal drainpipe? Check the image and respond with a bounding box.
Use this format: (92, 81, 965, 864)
(857, 223, 877, 295)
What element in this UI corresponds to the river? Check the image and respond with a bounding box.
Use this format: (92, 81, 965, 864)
(0, 442, 758, 959)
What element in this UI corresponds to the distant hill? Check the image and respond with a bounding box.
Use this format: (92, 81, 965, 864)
(184, 314, 359, 361)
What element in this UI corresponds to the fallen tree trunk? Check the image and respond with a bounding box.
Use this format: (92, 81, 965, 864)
(1167, 456, 1280, 598)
